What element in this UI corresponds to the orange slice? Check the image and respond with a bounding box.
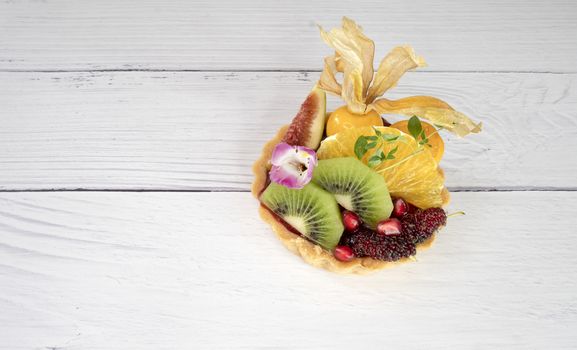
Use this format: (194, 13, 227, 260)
(391, 119, 445, 163)
(317, 126, 445, 209)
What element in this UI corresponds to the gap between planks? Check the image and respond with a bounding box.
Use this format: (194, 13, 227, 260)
(1, 187, 576, 193)
(1, 69, 576, 74)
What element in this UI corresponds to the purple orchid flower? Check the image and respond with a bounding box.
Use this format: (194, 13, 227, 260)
(269, 142, 318, 189)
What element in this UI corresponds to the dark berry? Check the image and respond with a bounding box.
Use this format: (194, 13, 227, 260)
(341, 228, 416, 262)
(334, 245, 355, 262)
(376, 218, 402, 236)
(342, 210, 361, 232)
(392, 198, 408, 218)
(406, 201, 419, 214)
(401, 207, 447, 244)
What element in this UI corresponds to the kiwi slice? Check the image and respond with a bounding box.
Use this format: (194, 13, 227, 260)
(312, 157, 393, 229)
(260, 182, 344, 250)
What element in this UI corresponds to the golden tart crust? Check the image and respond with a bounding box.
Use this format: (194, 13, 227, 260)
(252, 125, 449, 274)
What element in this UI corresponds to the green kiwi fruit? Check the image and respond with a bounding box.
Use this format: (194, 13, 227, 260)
(260, 182, 344, 250)
(312, 157, 393, 229)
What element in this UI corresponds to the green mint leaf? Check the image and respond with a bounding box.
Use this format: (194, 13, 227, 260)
(365, 135, 378, 141)
(378, 149, 386, 160)
(372, 126, 382, 137)
(354, 136, 368, 159)
(368, 155, 382, 168)
(420, 130, 427, 141)
(381, 146, 399, 160)
(408, 116, 423, 140)
(365, 141, 378, 150)
(381, 134, 399, 142)
(386, 146, 398, 159)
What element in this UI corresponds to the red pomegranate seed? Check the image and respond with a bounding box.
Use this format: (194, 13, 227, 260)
(393, 198, 408, 218)
(342, 211, 361, 232)
(334, 245, 355, 262)
(377, 218, 402, 236)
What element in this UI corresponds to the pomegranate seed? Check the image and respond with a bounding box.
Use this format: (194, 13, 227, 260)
(334, 245, 355, 262)
(342, 211, 361, 232)
(393, 198, 408, 218)
(377, 218, 402, 236)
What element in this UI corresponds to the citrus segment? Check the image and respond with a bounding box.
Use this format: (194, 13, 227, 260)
(317, 126, 445, 209)
(391, 119, 445, 163)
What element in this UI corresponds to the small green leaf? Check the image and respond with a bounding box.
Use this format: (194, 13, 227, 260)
(372, 126, 382, 137)
(368, 155, 382, 168)
(381, 134, 399, 142)
(365, 141, 378, 149)
(408, 116, 422, 140)
(377, 149, 386, 160)
(365, 135, 378, 141)
(386, 146, 398, 159)
(354, 136, 368, 159)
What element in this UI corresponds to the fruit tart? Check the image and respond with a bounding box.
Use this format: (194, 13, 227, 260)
(252, 18, 482, 274)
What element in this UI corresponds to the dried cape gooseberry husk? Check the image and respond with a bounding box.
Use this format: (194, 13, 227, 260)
(318, 17, 482, 137)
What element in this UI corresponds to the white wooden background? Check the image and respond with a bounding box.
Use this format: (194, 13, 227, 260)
(1, 1, 576, 349)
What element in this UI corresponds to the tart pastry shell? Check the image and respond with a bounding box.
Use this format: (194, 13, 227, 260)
(252, 125, 449, 274)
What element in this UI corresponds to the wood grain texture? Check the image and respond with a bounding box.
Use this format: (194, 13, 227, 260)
(1, 71, 575, 191)
(1, 0, 576, 72)
(1, 2, 576, 349)
(0, 191, 575, 349)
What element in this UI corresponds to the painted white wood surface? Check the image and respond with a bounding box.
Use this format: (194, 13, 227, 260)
(1, 0, 576, 72)
(0, 191, 576, 349)
(2, 0, 577, 348)
(1, 71, 575, 191)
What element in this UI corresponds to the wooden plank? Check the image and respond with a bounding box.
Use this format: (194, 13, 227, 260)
(1, 0, 576, 72)
(0, 191, 576, 349)
(1, 71, 575, 191)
